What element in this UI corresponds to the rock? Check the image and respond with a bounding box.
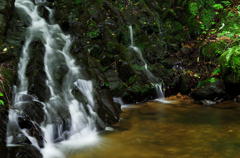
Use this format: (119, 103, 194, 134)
(179, 74, 192, 94)
(96, 89, 120, 126)
(162, 54, 181, 69)
(8, 144, 43, 158)
(19, 101, 44, 124)
(104, 69, 126, 97)
(117, 61, 135, 82)
(190, 78, 225, 101)
(200, 99, 216, 105)
(0, 109, 8, 157)
(127, 83, 156, 102)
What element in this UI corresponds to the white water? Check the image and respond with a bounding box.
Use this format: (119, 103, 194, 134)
(128, 26, 165, 100)
(7, 0, 101, 157)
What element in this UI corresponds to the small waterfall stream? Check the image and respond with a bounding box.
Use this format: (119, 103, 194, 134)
(7, 0, 102, 157)
(128, 26, 165, 100)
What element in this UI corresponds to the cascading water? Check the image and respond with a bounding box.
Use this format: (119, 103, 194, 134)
(128, 26, 165, 100)
(7, 0, 102, 157)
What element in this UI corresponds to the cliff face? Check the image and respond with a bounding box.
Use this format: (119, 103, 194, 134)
(0, 0, 15, 157)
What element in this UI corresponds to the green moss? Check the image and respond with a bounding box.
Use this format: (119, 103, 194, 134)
(133, 64, 145, 71)
(200, 9, 216, 30)
(202, 42, 226, 61)
(130, 84, 151, 94)
(111, 83, 126, 97)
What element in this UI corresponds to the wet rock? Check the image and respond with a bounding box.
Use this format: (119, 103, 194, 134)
(19, 101, 44, 124)
(190, 78, 225, 101)
(200, 99, 216, 105)
(127, 83, 156, 102)
(97, 89, 120, 126)
(31, 69, 50, 102)
(8, 144, 43, 158)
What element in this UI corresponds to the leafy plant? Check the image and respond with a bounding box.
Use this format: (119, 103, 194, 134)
(213, 4, 223, 9)
(0, 93, 4, 106)
(87, 30, 100, 38)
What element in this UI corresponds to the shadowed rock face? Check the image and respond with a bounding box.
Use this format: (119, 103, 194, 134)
(0, 0, 15, 157)
(0, 109, 8, 157)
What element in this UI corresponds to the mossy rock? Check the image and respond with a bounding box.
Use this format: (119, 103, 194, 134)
(106, 41, 126, 56)
(191, 77, 225, 100)
(202, 42, 226, 61)
(127, 83, 156, 102)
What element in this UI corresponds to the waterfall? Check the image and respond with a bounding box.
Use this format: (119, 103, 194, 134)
(128, 26, 165, 100)
(7, 0, 101, 156)
(155, 83, 165, 101)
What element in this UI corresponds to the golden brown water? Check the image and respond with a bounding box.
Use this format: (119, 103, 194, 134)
(67, 99, 240, 158)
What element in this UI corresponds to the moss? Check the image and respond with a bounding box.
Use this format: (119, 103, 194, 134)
(111, 83, 126, 97)
(202, 42, 226, 61)
(129, 84, 151, 94)
(133, 64, 145, 71)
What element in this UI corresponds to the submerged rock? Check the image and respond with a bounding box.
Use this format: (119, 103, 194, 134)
(200, 99, 216, 105)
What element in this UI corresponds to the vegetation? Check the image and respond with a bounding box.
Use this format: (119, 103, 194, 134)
(0, 93, 4, 106)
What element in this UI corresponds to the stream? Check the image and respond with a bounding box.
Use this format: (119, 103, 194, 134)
(66, 99, 240, 158)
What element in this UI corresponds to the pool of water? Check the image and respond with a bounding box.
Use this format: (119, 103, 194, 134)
(67, 98, 240, 158)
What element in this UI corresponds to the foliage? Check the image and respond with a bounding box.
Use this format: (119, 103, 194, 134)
(87, 30, 100, 38)
(189, 2, 199, 16)
(0, 93, 3, 106)
(87, 20, 100, 38)
(197, 77, 217, 88)
(201, 42, 226, 61)
(211, 67, 221, 76)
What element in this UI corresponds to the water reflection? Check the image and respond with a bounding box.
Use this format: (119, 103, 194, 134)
(68, 99, 240, 158)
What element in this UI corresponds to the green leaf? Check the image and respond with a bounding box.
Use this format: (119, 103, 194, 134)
(0, 100, 4, 105)
(0, 93, 3, 96)
(105, 82, 109, 87)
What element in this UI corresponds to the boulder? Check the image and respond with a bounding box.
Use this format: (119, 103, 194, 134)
(190, 77, 225, 101)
